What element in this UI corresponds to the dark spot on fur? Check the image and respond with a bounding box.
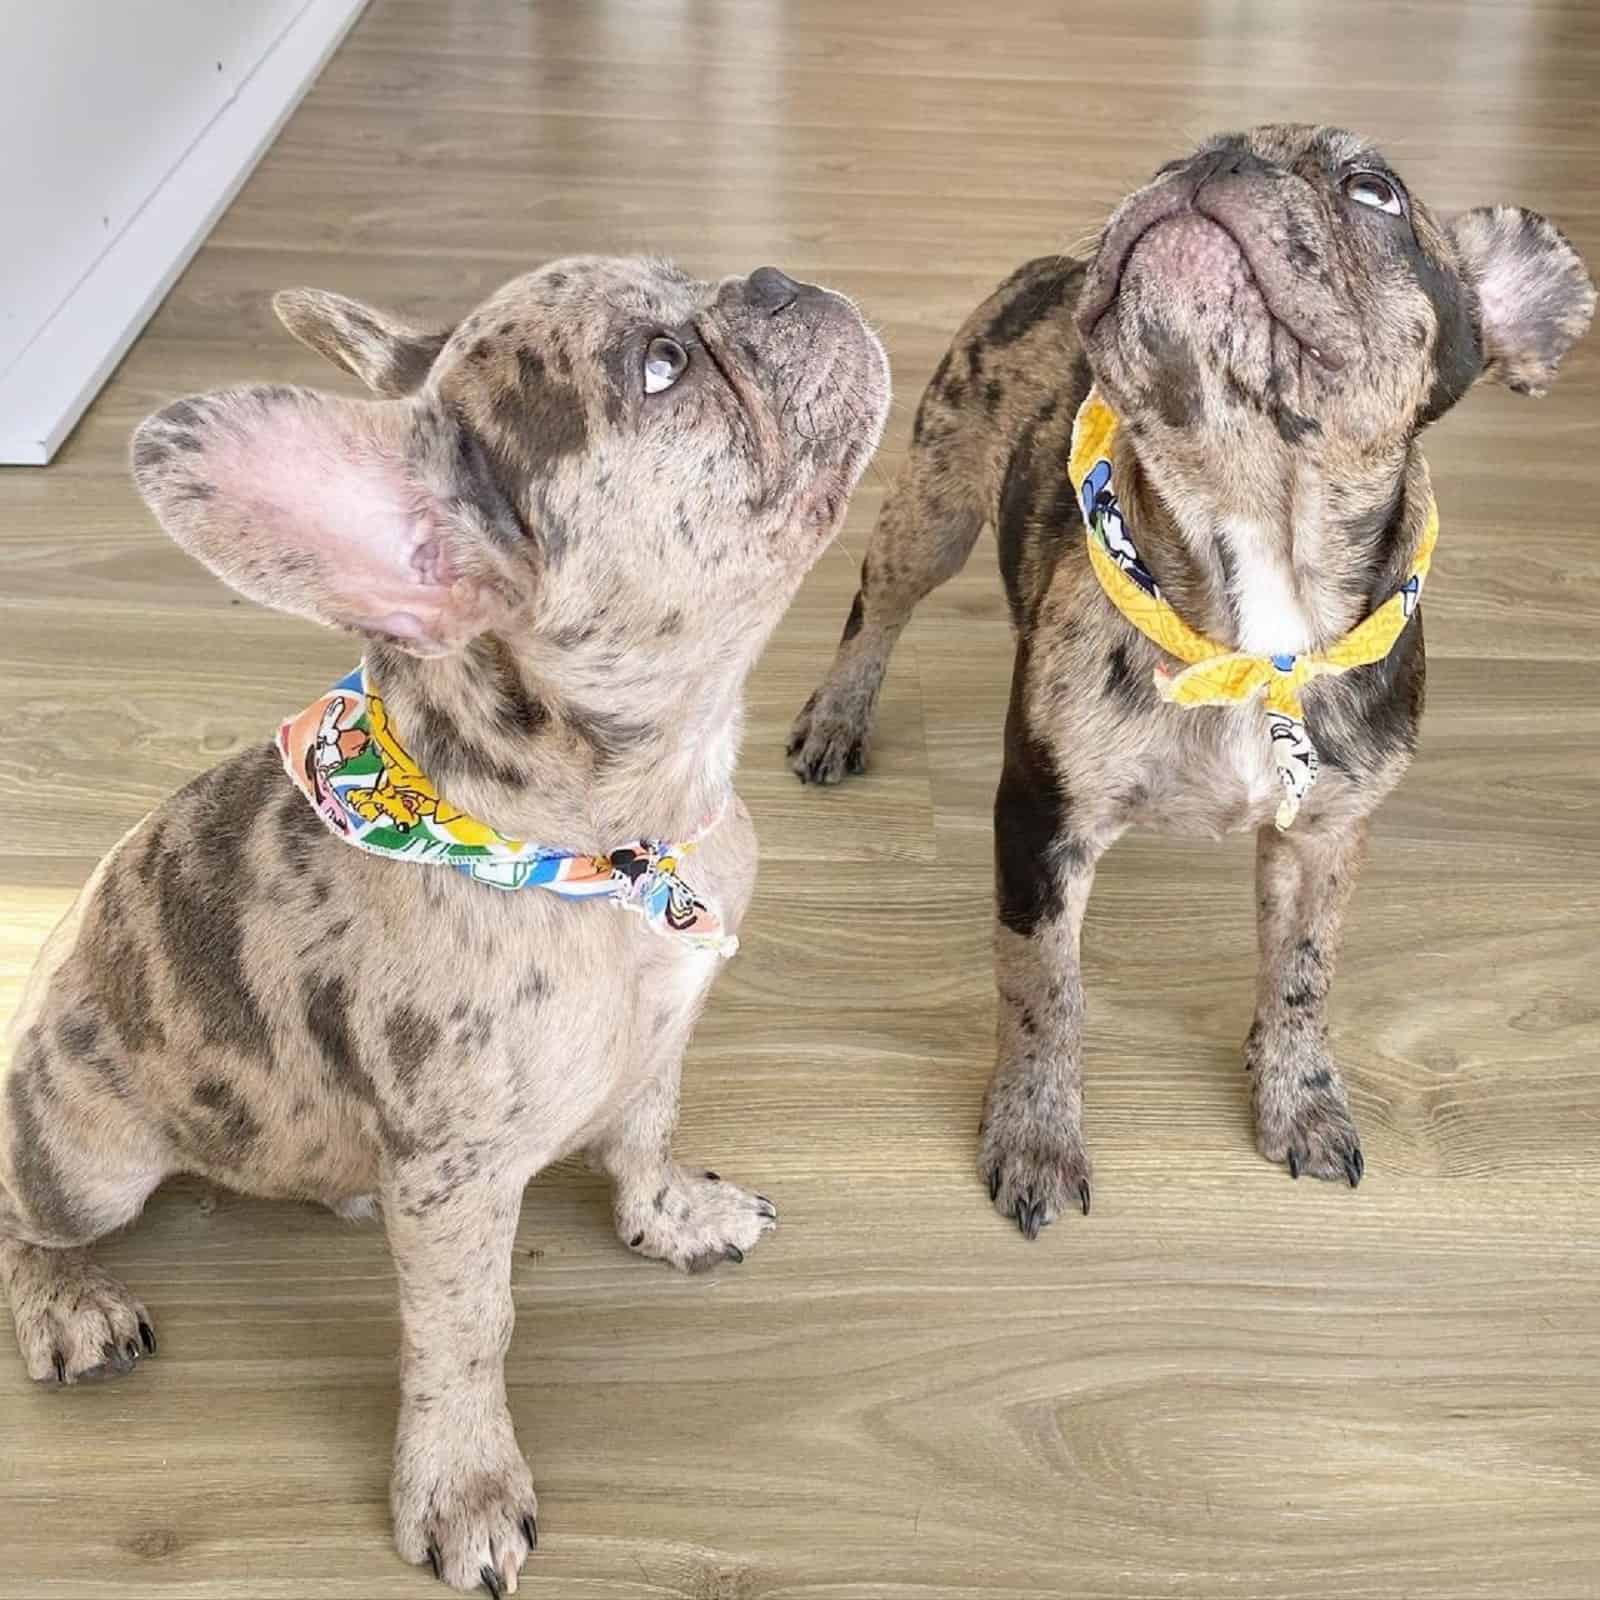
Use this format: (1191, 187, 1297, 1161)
(1272, 405, 1321, 446)
(1410, 238, 1484, 426)
(1103, 643, 1145, 709)
(191, 1077, 261, 1156)
(386, 1005, 441, 1095)
(1282, 987, 1315, 1009)
(305, 975, 417, 1156)
(7, 1034, 90, 1241)
(152, 752, 276, 1059)
(985, 257, 1083, 347)
(442, 412, 529, 548)
(995, 639, 1082, 936)
(565, 703, 653, 761)
(996, 423, 1041, 625)
(473, 635, 550, 736)
(532, 483, 575, 566)
(1138, 315, 1206, 430)
(162, 399, 203, 430)
(495, 347, 589, 476)
(1301, 1068, 1333, 1089)
(410, 696, 526, 789)
(56, 1016, 98, 1059)
(513, 971, 549, 1008)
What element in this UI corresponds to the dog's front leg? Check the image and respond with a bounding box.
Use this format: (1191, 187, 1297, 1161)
(384, 1166, 539, 1595)
(589, 955, 776, 1274)
(979, 743, 1108, 1238)
(1247, 814, 1368, 1186)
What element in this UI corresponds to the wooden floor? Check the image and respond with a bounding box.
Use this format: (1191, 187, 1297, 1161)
(4, 1, 1600, 1595)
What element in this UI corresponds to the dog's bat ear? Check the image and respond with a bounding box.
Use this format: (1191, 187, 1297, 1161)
(1449, 207, 1596, 398)
(273, 288, 452, 397)
(131, 386, 528, 656)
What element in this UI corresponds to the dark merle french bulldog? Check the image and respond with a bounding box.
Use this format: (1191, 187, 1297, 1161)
(788, 123, 1594, 1235)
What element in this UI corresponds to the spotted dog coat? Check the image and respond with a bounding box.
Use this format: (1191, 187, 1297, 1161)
(3, 259, 888, 1592)
(789, 124, 1593, 1235)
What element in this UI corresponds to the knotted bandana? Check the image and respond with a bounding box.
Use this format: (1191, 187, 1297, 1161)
(1069, 388, 1437, 829)
(276, 663, 737, 956)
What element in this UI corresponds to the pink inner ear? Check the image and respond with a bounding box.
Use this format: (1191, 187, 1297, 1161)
(203, 398, 465, 644)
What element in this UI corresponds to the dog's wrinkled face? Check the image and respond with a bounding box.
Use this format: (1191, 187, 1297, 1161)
(133, 257, 889, 659)
(1076, 123, 1594, 456)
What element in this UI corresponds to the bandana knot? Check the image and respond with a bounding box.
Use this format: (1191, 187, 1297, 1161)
(1069, 387, 1437, 829)
(276, 663, 737, 956)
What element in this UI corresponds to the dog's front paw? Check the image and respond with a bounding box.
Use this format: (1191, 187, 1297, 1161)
(4, 1247, 156, 1385)
(617, 1167, 777, 1273)
(1249, 1045, 1364, 1188)
(392, 1416, 538, 1595)
(978, 1111, 1093, 1240)
(786, 682, 874, 785)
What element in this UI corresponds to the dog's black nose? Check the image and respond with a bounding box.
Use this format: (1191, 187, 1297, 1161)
(746, 266, 803, 316)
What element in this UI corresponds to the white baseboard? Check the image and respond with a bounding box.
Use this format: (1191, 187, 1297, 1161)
(0, 0, 367, 466)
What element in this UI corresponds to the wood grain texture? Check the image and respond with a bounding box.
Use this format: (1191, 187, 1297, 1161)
(2, 1, 1598, 1595)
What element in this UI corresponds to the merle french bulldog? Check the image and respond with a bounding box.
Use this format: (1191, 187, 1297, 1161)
(788, 123, 1593, 1235)
(4, 258, 887, 1592)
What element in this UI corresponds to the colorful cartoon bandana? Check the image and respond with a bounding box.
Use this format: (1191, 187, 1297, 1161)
(1068, 388, 1438, 830)
(276, 664, 737, 956)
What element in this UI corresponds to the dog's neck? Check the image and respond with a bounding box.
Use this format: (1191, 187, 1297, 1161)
(367, 624, 758, 854)
(1109, 425, 1434, 653)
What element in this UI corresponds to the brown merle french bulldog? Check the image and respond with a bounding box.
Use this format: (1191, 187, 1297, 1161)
(2, 258, 887, 1592)
(788, 123, 1593, 1236)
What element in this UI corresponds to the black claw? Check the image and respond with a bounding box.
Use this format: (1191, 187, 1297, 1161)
(1344, 1147, 1364, 1188)
(481, 1565, 503, 1600)
(1079, 1180, 1091, 1216)
(522, 1514, 539, 1551)
(138, 1321, 157, 1355)
(1287, 1149, 1301, 1179)
(1017, 1198, 1042, 1241)
(52, 1350, 66, 1384)
(725, 1244, 745, 1264)
(846, 743, 865, 774)
(628, 1230, 644, 1248)
(704, 1171, 720, 1182)
(427, 1545, 441, 1579)
(988, 1170, 1001, 1203)
(125, 1339, 142, 1363)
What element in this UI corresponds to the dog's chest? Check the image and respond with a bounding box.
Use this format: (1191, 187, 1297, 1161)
(1125, 704, 1286, 838)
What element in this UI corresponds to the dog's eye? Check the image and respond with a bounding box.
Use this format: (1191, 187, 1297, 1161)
(644, 336, 688, 395)
(1344, 172, 1403, 216)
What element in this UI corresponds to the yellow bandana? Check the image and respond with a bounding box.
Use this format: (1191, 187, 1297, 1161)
(1068, 388, 1437, 829)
